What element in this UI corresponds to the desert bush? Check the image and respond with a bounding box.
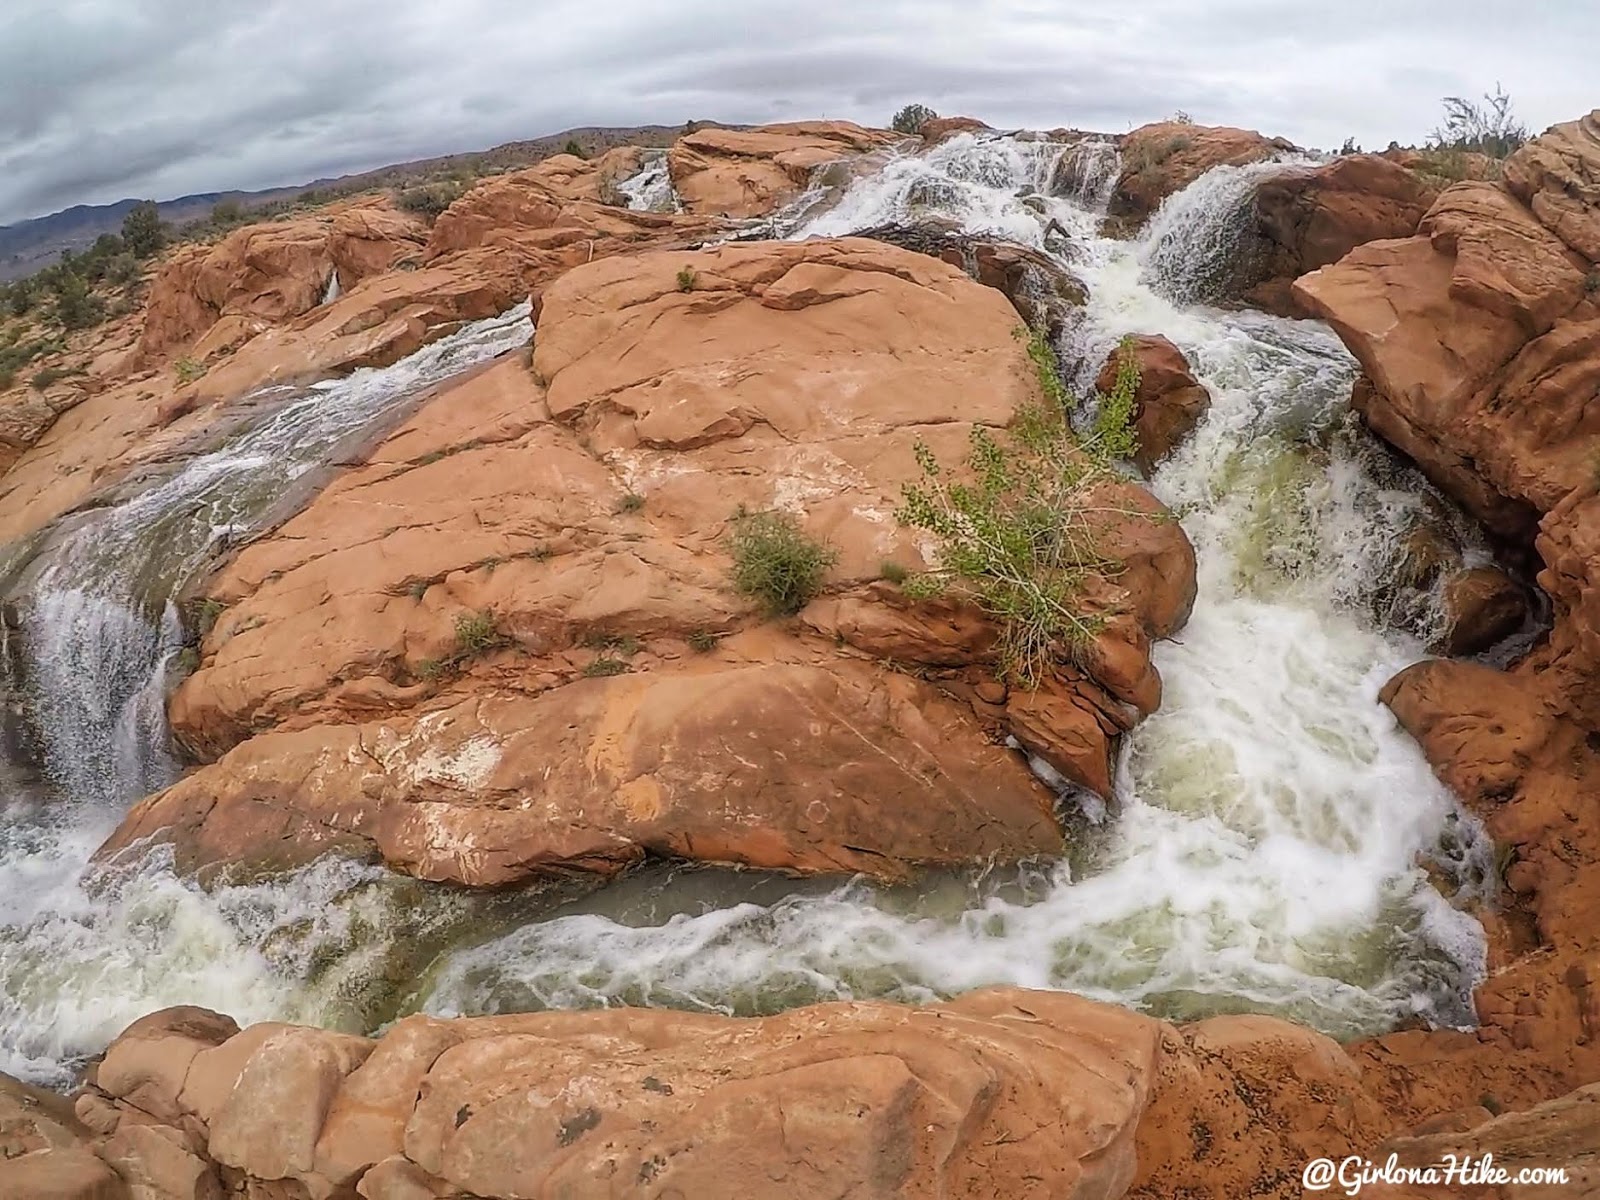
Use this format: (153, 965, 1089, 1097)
(51, 271, 105, 330)
(454, 610, 499, 655)
(175, 357, 207, 384)
(122, 201, 167, 258)
(727, 508, 838, 616)
(1430, 84, 1528, 158)
(896, 329, 1143, 684)
(891, 103, 938, 135)
(675, 267, 696, 292)
(395, 181, 467, 221)
(29, 366, 71, 390)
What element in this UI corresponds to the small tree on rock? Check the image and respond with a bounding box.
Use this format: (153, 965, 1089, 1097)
(891, 103, 938, 135)
(122, 201, 167, 259)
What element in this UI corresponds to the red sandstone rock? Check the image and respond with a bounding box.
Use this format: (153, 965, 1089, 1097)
(666, 121, 897, 218)
(1109, 121, 1294, 226)
(1095, 334, 1212, 474)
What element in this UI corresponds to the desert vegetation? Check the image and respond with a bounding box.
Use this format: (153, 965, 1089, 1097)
(895, 330, 1142, 684)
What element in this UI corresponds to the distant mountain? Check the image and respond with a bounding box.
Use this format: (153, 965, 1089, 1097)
(0, 123, 717, 283)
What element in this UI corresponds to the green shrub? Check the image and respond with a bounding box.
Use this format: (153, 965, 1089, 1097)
(175, 357, 207, 384)
(211, 199, 245, 228)
(454, 610, 499, 655)
(675, 267, 696, 292)
(896, 329, 1145, 684)
(122, 201, 167, 259)
(581, 631, 640, 656)
(1430, 85, 1528, 158)
(727, 508, 837, 616)
(879, 561, 909, 584)
(30, 366, 70, 391)
(1585, 271, 1600, 294)
(395, 181, 467, 221)
(687, 628, 720, 653)
(194, 597, 227, 637)
(563, 138, 586, 158)
(1092, 338, 1141, 462)
(615, 491, 645, 513)
(50, 271, 105, 330)
(583, 655, 630, 677)
(891, 103, 938, 135)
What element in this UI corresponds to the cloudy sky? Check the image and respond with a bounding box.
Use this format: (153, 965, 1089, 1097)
(1, 0, 1594, 226)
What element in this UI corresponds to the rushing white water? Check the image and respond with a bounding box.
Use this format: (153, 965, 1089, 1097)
(616, 151, 680, 213)
(321, 269, 342, 305)
(419, 133, 1493, 1038)
(0, 133, 1500, 1085)
(0, 305, 532, 1083)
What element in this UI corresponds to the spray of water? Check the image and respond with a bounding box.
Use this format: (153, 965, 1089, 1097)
(615, 151, 681, 213)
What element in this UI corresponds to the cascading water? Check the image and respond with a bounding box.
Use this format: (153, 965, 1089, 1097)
(616, 151, 681, 213)
(0, 133, 1502, 1087)
(0, 304, 532, 1083)
(419, 134, 1494, 1038)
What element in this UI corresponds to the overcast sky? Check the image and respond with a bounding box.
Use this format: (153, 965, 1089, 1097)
(1, 0, 1594, 226)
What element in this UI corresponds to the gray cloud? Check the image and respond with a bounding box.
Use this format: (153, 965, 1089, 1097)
(1, 0, 1594, 225)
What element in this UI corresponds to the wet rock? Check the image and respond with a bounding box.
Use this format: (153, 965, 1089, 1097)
(1108, 121, 1296, 228)
(1299, 113, 1600, 1129)
(1243, 154, 1437, 316)
(917, 115, 990, 142)
(114, 662, 1065, 885)
(1094, 334, 1211, 475)
(1439, 565, 1529, 656)
(849, 221, 1087, 338)
(667, 121, 898, 218)
(90, 237, 1190, 883)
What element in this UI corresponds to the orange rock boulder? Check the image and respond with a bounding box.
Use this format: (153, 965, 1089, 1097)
(75, 989, 1398, 1200)
(1244, 154, 1438, 315)
(138, 198, 428, 358)
(1095, 334, 1211, 475)
(667, 121, 898, 218)
(104, 237, 1192, 884)
(1109, 120, 1294, 227)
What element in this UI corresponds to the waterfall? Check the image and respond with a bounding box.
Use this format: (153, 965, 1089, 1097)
(0, 304, 532, 1083)
(321, 269, 341, 305)
(1137, 156, 1317, 304)
(615, 152, 681, 213)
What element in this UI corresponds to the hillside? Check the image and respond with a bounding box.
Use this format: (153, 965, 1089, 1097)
(0, 122, 713, 281)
